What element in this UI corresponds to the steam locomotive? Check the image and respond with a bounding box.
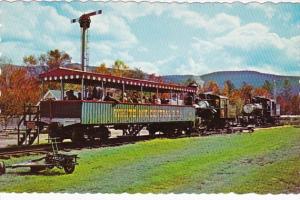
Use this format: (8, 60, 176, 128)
(194, 93, 280, 132)
(239, 96, 280, 126)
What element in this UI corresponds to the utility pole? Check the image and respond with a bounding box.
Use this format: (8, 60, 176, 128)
(71, 10, 102, 99)
(71, 10, 102, 72)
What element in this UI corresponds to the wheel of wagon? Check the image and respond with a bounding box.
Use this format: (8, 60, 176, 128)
(64, 162, 75, 174)
(0, 161, 6, 175)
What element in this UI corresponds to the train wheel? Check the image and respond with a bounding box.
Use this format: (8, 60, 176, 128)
(0, 161, 5, 175)
(48, 123, 63, 142)
(71, 127, 85, 145)
(148, 129, 156, 137)
(185, 126, 193, 136)
(148, 125, 157, 138)
(175, 129, 183, 137)
(99, 126, 110, 141)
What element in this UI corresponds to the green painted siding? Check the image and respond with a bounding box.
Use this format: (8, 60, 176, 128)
(81, 102, 195, 125)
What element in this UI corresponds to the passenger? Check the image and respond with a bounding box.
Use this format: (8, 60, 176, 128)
(104, 92, 120, 103)
(161, 98, 169, 104)
(132, 92, 139, 104)
(86, 87, 93, 100)
(92, 86, 98, 99)
(97, 87, 103, 100)
(152, 95, 161, 104)
(151, 95, 157, 104)
(127, 96, 133, 103)
(66, 90, 77, 100)
(193, 98, 200, 108)
(121, 92, 128, 103)
(156, 98, 161, 104)
(185, 93, 194, 105)
(141, 96, 147, 104)
(78, 92, 82, 100)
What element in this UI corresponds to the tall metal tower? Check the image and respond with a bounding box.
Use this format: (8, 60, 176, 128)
(71, 10, 102, 71)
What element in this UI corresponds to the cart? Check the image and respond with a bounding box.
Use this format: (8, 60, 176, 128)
(0, 138, 79, 175)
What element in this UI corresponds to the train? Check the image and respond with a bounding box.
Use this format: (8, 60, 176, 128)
(16, 67, 280, 146)
(239, 96, 280, 126)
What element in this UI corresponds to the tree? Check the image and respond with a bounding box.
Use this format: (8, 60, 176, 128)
(290, 95, 300, 115)
(240, 82, 253, 101)
(46, 49, 71, 70)
(262, 80, 274, 96)
(203, 81, 220, 94)
(279, 79, 293, 114)
(185, 77, 197, 86)
(95, 63, 110, 75)
(112, 59, 129, 77)
(223, 80, 235, 97)
(281, 79, 292, 100)
(38, 54, 47, 67)
(126, 68, 146, 79)
(253, 87, 269, 97)
(0, 65, 40, 126)
(230, 90, 243, 114)
(23, 55, 37, 66)
(23, 49, 71, 73)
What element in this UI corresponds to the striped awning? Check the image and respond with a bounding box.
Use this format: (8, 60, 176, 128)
(39, 67, 197, 93)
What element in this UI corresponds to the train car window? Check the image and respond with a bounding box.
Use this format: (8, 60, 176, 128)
(220, 99, 225, 109)
(215, 99, 220, 107)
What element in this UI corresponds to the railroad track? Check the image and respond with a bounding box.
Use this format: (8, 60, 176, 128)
(0, 135, 158, 159)
(0, 126, 267, 159)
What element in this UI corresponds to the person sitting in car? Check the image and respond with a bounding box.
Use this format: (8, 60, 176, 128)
(66, 90, 78, 100)
(104, 92, 120, 103)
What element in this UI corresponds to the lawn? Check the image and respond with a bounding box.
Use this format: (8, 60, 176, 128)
(1, 126, 300, 193)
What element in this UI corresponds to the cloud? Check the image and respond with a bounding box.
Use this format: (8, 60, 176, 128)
(110, 2, 169, 21)
(215, 23, 285, 50)
(0, 2, 138, 65)
(250, 3, 276, 19)
(174, 20, 300, 76)
(128, 61, 160, 74)
(214, 23, 300, 65)
(171, 8, 240, 34)
(0, 2, 77, 63)
(169, 44, 178, 50)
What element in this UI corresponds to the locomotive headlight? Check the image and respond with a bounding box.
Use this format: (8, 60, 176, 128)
(243, 104, 254, 114)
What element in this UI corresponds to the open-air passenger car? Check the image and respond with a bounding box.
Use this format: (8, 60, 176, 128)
(36, 68, 197, 143)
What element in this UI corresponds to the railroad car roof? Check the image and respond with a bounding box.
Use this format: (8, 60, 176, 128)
(39, 67, 197, 93)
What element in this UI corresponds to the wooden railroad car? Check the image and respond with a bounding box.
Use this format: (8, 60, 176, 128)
(25, 68, 197, 144)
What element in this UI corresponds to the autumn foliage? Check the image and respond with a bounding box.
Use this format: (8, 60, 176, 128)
(0, 65, 40, 117)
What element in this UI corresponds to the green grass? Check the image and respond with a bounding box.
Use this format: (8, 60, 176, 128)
(1, 126, 300, 193)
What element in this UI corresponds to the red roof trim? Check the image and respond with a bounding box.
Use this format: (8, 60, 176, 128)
(39, 67, 197, 93)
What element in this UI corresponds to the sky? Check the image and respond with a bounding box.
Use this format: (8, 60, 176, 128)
(0, 2, 300, 76)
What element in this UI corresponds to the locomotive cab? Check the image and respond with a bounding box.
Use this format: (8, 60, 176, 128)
(195, 93, 237, 130)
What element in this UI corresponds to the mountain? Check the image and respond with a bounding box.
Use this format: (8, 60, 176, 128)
(163, 70, 300, 95)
